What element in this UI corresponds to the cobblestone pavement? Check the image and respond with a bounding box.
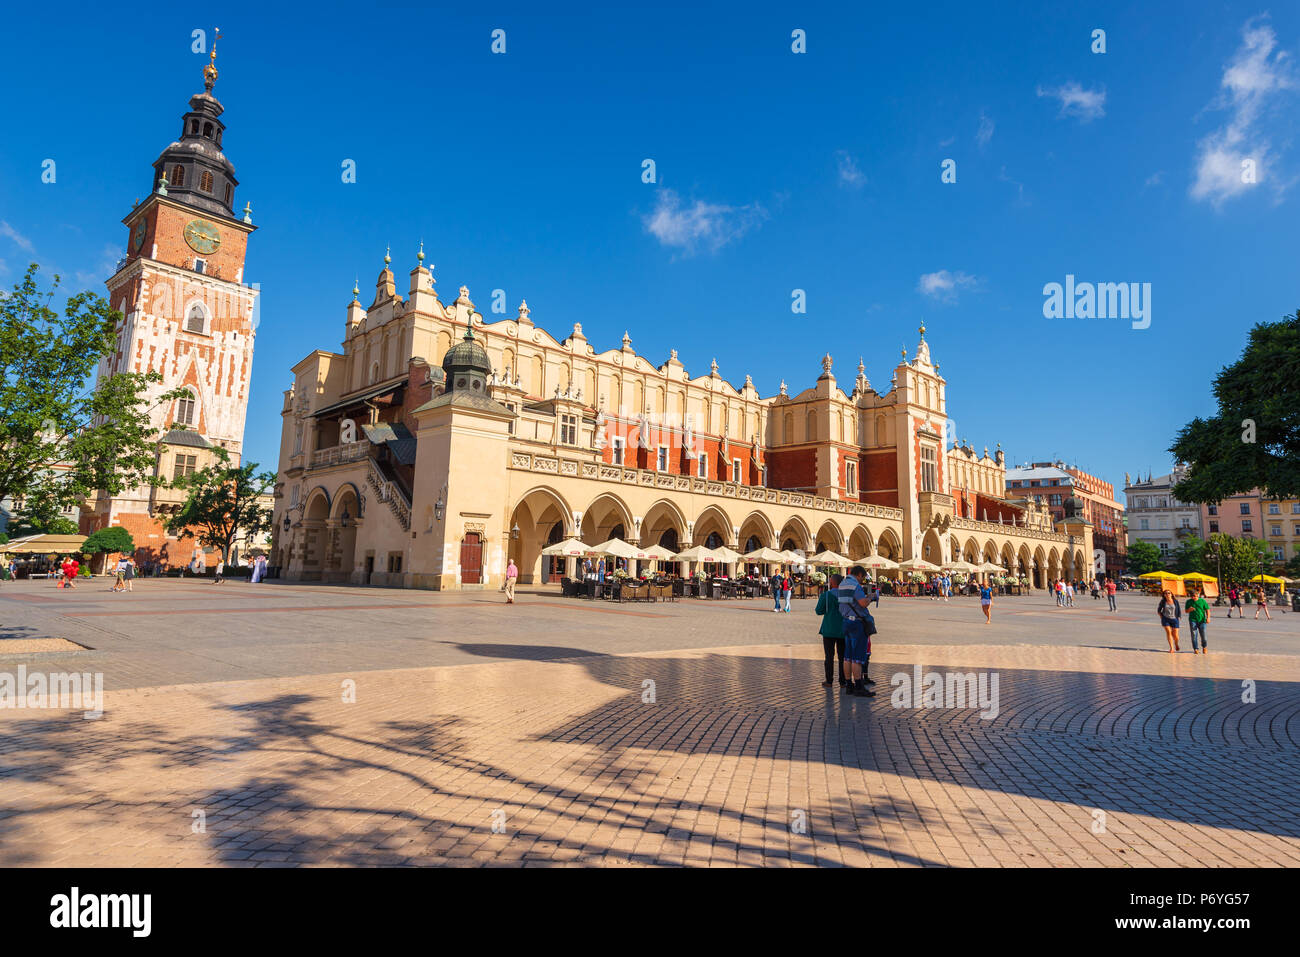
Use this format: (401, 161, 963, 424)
(2, 621, 1297, 866)
(2, 579, 1297, 691)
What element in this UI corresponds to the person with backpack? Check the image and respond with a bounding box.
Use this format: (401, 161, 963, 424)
(837, 565, 876, 697)
(1185, 587, 1210, 654)
(770, 570, 782, 612)
(1157, 589, 1182, 654)
(1227, 585, 1243, 618)
(815, 573, 845, 689)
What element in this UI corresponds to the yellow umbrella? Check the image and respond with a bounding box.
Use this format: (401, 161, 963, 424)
(1248, 573, 1284, 584)
(1179, 572, 1218, 582)
(1138, 571, 1180, 579)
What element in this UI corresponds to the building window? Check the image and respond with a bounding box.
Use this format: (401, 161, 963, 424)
(1294, 524, 1300, 536)
(1049, 494, 1062, 506)
(172, 453, 197, 481)
(190, 119, 199, 134)
(760, 466, 768, 488)
(1242, 520, 1253, 533)
(203, 122, 214, 138)
(1159, 542, 1169, 554)
(846, 460, 857, 495)
(657, 446, 668, 472)
(193, 258, 206, 275)
(559, 414, 577, 446)
(920, 445, 938, 492)
(290, 486, 300, 508)
(1271, 525, 1282, 536)
(185, 303, 206, 333)
(1207, 504, 1217, 515)
(171, 165, 185, 187)
(731, 458, 741, 483)
(611, 436, 624, 465)
(698, 452, 708, 478)
(505, 403, 516, 435)
(176, 392, 196, 425)
(1140, 518, 1149, 530)
(1239, 502, 1251, 514)
(387, 552, 403, 573)
(1209, 521, 1219, 533)
(1292, 503, 1300, 514)
(224, 183, 233, 206)
(1274, 547, 1285, 560)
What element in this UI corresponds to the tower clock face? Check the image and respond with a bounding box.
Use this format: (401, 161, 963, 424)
(131, 221, 147, 252)
(183, 219, 222, 255)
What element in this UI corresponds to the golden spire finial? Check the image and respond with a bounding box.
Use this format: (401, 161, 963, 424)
(203, 27, 223, 91)
(918, 321, 926, 339)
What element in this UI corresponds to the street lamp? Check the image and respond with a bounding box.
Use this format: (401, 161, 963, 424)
(434, 484, 446, 523)
(340, 507, 351, 528)
(511, 523, 520, 540)
(282, 514, 291, 532)
(1209, 540, 1224, 605)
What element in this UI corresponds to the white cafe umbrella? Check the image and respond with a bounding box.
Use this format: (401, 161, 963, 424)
(641, 544, 676, 561)
(780, 550, 804, 564)
(672, 545, 720, 563)
(945, 559, 980, 572)
(807, 550, 853, 566)
(742, 547, 786, 563)
(864, 556, 900, 570)
(541, 538, 589, 557)
(978, 561, 1004, 573)
(587, 538, 649, 560)
(712, 546, 743, 564)
(898, 558, 941, 572)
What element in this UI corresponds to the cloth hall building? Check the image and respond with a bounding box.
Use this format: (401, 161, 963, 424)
(273, 256, 1093, 590)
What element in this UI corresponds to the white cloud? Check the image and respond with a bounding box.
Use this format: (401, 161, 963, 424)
(976, 111, 994, 149)
(1191, 17, 1296, 205)
(1144, 171, 1165, 188)
(835, 150, 865, 188)
(1036, 82, 1106, 122)
(917, 270, 979, 303)
(642, 189, 767, 255)
(0, 221, 35, 253)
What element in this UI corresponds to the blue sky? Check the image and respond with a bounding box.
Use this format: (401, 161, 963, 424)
(2, 0, 1297, 495)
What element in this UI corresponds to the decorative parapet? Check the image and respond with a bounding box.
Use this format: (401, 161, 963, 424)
(311, 441, 370, 469)
(948, 514, 1068, 543)
(508, 451, 905, 522)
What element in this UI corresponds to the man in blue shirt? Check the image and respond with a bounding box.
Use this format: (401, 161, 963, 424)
(837, 565, 876, 697)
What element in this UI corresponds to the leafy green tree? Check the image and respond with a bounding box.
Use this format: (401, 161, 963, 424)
(164, 450, 274, 564)
(1285, 549, 1300, 579)
(1168, 535, 1206, 574)
(80, 526, 135, 573)
(1203, 533, 1271, 585)
(1126, 540, 1164, 576)
(6, 515, 79, 538)
(1171, 310, 1300, 502)
(0, 264, 185, 530)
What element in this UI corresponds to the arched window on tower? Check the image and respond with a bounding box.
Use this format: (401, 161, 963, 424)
(203, 122, 214, 138)
(200, 171, 213, 193)
(171, 165, 185, 187)
(185, 302, 208, 334)
(190, 119, 199, 134)
(224, 183, 233, 206)
(806, 411, 816, 443)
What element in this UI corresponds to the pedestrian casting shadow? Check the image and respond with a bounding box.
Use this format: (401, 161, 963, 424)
(444, 642, 1300, 843)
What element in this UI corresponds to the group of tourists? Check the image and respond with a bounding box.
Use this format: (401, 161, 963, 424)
(110, 556, 138, 593)
(814, 566, 879, 697)
(1223, 583, 1274, 620)
(1053, 576, 1120, 611)
(1155, 588, 1213, 654)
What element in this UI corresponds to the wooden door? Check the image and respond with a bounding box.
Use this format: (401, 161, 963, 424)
(460, 533, 483, 584)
